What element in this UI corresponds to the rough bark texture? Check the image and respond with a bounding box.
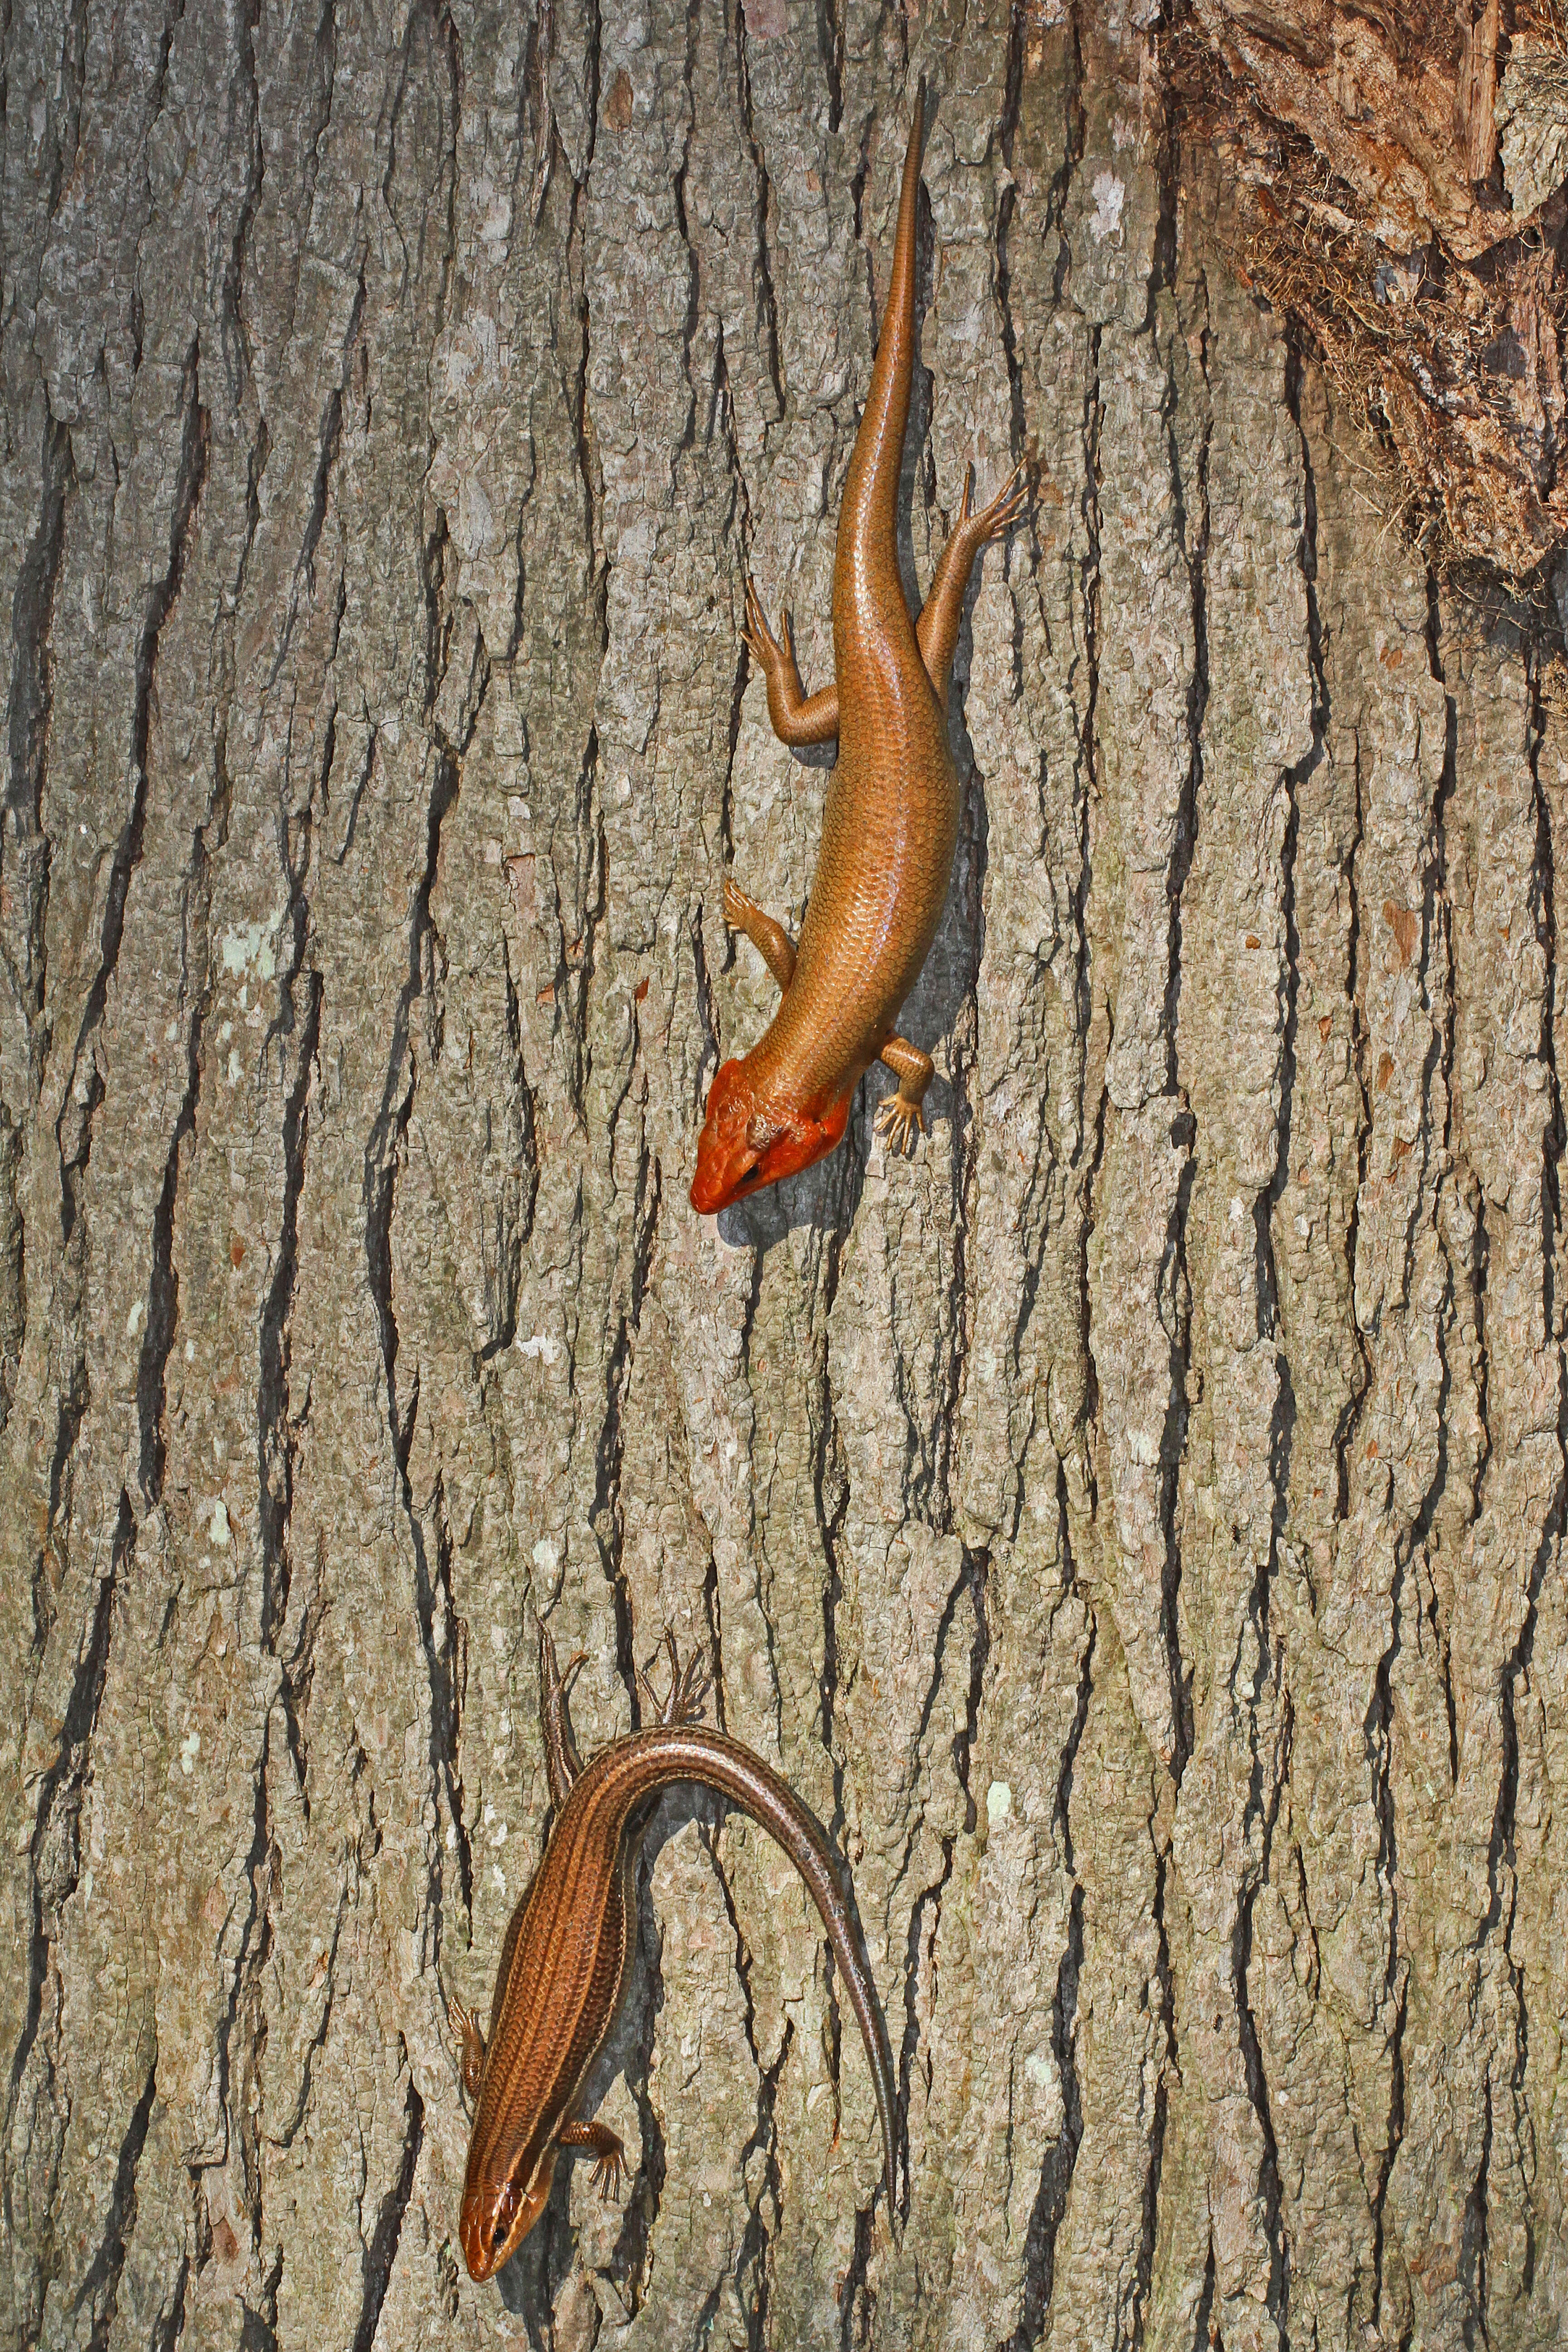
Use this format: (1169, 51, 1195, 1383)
(1, 3, 1566, 2350)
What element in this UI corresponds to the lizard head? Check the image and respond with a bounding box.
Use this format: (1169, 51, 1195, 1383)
(460, 2133, 557, 2279)
(690, 1058, 850, 1212)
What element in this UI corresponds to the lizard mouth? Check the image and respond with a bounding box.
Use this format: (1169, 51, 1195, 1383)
(691, 1063, 850, 1211)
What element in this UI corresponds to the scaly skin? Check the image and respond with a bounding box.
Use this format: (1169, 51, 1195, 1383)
(451, 1630, 899, 2279)
(691, 83, 1026, 1214)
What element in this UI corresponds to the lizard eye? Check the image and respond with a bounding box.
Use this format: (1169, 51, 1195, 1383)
(492, 2178, 519, 2244)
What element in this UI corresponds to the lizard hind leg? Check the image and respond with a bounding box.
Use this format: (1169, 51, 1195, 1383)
(723, 877, 797, 995)
(558, 2119, 627, 2201)
(873, 1034, 935, 1157)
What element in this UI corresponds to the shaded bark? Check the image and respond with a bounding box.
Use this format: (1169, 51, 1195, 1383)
(1, 3, 1565, 2349)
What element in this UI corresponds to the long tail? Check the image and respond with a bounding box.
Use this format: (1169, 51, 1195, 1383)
(836, 80, 926, 585)
(612, 1725, 900, 2207)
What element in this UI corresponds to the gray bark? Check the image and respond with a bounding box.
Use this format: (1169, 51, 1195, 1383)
(1, 2, 1564, 2349)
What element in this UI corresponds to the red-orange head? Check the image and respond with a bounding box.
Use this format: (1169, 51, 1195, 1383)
(459, 2133, 558, 2280)
(690, 1058, 851, 1213)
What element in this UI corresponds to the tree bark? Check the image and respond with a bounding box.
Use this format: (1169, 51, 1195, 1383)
(2, 3, 1564, 2350)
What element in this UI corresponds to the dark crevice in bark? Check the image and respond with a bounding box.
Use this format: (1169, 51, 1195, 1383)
(1160, 1144, 1197, 1779)
(258, 902, 323, 1648)
(894, 1552, 988, 2218)
(0, 1107, 22, 1441)
(3, 413, 72, 1066)
(44, 0, 91, 219)
(1528, 656, 1566, 1329)
(364, 746, 460, 1470)
(1370, 1970, 1409, 2332)
(36, 1368, 89, 1657)
(1164, 292, 1209, 1099)
(1074, 309, 1107, 1566)
(476, 931, 541, 1362)
(423, 1477, 474, 1920)
(295, 0, 342, 336)
(1334, 727, 1375, 1521)
(670, 0, 705, 466)
(932, 751, 989, 1527)
(591, 1149, 662, 1718)
(239, 2247, 284, 2351)
(137, 728, 232, 1505)
(1235, 1814, 1289, 2331)
(78, 2052, 157, 2352)
(1003, 1884, 1084, 2352)
(1365, 1535, 1406, 2000)
(350, 2063, 424, 2352)
(1191, 2231, 1217, 2352)
(150, 2252, 191, 2352)
(1008, 1582, 1093, 2352)
(1460, 2074, 1494, 2348)
(733, 0, 784, 421)
(267, 261, 365, 694)
(59, 337, 209, 1245)
(1133, 1835, 1179, 2352)
(273, 1877, 350, 2148)
(219, 0, 264, 414)
(216, 1716, 281, 2265)
(4, 1491, 131, 2283)
(559, 727, 606, 1122)
(690, 890, 723, 1111)
(817, 0, 844, 134)
(816, 1274, 851, 1849)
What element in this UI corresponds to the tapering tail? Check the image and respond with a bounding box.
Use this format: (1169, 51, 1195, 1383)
(836, 80, 926, 584)
(604, 1725, 901, 2208)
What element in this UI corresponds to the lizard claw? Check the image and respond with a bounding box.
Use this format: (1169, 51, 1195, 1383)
(873, 1093, 926, 1157)
(589, 2143, 627, 2201)
(975, 460, 1030, 544)
(741, 577, 784, 669)
(640, 1629, 712, 1726)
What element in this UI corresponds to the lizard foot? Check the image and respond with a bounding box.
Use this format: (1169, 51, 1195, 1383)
(446, 1989, 487, 2100)
(588, 2141, 627, 2202)
(973, 460, 1030, 545)
(640, 1628, 712, 1727)
(722, 875, 760, 931)
(740, 577, 791, 674)
(873, 1092, 927, 1157)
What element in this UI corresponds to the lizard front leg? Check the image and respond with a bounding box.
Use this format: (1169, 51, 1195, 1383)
(873, 1035, 935, 1156)
(447, 1991, 488, 2100)
(723, 877, 796, 995)
(740, 580, 839, 747)
(558, 2119, 627, 2200)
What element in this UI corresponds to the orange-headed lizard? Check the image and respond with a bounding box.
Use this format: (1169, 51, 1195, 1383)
(690, 84, 1025, 1215)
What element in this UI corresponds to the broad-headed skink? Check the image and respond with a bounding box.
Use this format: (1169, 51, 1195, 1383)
(450, 1628, 898, 2280)
(691, 84, 1025, 1213)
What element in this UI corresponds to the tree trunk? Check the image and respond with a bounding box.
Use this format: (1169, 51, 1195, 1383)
(2, 3, 1564, 2348)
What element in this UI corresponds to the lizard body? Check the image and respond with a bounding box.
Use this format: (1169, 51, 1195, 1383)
(451, 1630, 898, 2279)
(691, 84, 1024, 1213)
